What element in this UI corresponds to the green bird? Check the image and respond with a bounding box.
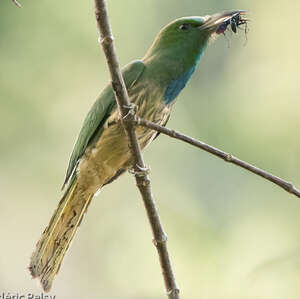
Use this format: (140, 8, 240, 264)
(29, 10, 246, 291)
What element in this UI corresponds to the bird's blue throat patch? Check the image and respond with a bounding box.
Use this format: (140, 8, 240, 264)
(163, 48, 205, 104)
(163, 67, 195, 104)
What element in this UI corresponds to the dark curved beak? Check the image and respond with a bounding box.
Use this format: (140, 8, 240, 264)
(199, 10, 247, 32)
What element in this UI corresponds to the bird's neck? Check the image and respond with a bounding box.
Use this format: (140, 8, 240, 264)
(143, 44, 206, 104)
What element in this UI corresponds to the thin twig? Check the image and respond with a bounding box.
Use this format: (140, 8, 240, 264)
(137, 118, 300, 199)
(93, 1, 180, 298)
(11, 0, 21, 8)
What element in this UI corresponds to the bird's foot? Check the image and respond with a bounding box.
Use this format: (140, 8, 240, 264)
(122, 103, 138, 120)
(128, 164, 151, 177)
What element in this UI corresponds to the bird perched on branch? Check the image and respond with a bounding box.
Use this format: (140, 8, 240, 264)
(29, 10, 247, 291)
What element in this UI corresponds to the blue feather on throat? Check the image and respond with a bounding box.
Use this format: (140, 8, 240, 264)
(164, 67, 195, 104)
(163, 48, 204, 104)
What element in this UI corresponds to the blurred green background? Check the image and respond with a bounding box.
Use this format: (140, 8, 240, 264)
(1, 0, 300, 298)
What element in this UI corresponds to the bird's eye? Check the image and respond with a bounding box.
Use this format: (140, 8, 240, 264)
(178, 24, 190, 31)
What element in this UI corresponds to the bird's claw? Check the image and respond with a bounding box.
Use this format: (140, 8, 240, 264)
(122, 103, 138, 120)
(128, 164, 151, 177)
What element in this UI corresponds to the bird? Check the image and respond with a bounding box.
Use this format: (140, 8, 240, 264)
(29, 10, 247, 291)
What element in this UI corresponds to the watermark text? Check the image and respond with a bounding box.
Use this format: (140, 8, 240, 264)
(0, 292, 56, 299)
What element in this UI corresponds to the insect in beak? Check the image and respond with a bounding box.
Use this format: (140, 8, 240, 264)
(216, 12, 249, 35)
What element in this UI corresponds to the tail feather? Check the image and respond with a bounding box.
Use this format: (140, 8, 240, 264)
(29, 179, 93, 292)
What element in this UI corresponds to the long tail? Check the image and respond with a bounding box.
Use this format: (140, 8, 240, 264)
(29, 179, 93, 292)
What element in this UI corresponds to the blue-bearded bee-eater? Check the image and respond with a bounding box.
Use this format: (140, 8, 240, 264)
(29, 10, 247, 291)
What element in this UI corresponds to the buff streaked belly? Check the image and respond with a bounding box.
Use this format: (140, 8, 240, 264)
(77, 103, 170, 194)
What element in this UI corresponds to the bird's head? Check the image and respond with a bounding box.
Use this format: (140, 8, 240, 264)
(143, 10, 247, 66)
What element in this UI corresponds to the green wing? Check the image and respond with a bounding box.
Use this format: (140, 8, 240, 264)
(62, 60, 145, 188)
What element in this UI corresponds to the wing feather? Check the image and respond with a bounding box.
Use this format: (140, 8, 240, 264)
(62, 60, 145, 188)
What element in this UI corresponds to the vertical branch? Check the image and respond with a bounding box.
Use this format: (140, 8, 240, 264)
(93, 1, 180, 298)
